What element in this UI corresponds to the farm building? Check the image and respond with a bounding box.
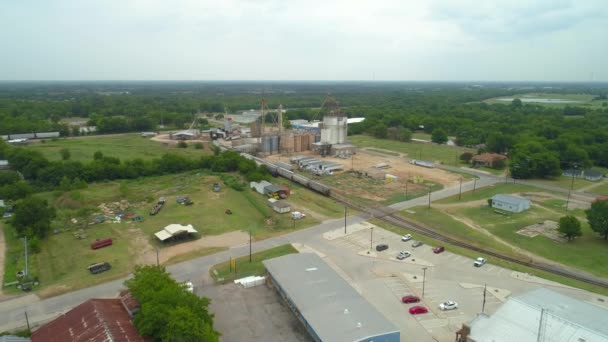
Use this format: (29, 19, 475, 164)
(31, 297, 150, 342)
(491, 194, 531, 213)
(170, 130, 199, 140)
(263, 253, 400, 342)
(271, 200, 291, 213)
(471, 153, 507, 168)
(250, 180, 273, 195)
(154, 224, 198, 242)
(460, 288, 608, 342)
(0, 160, 9, 170)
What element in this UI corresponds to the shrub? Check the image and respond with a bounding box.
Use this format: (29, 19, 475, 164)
(177, 141, 188, 148)
(194, 142, 204, 150)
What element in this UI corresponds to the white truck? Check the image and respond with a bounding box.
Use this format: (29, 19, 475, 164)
(291, 211, 306, 220)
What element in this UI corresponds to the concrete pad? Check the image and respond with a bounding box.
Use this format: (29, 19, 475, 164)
(458, 283, 511, 302)
(356, 250, 435, 267)
(401, 272, 424, 283)
(510, 271, 577, 289)
(323, 221, 376, 240)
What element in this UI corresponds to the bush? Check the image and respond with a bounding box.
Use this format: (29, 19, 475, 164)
(221, 174, 245, 191)
(194, 142, 204, 150)
(487, 198, 493, 207)
(460, 152, 474, 163)
(177, 141, 188, 148)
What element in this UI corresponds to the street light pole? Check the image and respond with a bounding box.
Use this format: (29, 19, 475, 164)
(473, 178, 477, 194)
(249, 228, 252, 263)
(155, 247, 159, 266)
(422, 267, 428, 297)
(458, 178, 463, 200)
(344, 206, 347, 234)
(370, 227, 374, 251)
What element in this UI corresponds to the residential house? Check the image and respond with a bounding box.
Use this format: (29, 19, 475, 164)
(491, 194, 531, 213)
(471, 153, 507, 168)
(0, 160, 10, 170)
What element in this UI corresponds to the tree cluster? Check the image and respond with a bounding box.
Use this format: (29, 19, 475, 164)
(125, 265, 220, 341)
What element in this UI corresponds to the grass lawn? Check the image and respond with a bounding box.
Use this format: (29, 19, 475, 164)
(3, 171, 344, 295)
(532, 176, 597, 191)
(366, 148, 400, 156)
(591, 182, 608, 195)
(349, 135, 475, 166)
(25, 134, 209, 161)
(484, 93, 605, 109)
(210, 244, 298, 283)
(371, 219, 608, 296)
(411, 132, 431, 141)
(436, 183, 541, 204)
(457, 205, 608, 277)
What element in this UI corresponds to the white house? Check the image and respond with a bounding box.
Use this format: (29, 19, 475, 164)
(491, 194, 531, 213)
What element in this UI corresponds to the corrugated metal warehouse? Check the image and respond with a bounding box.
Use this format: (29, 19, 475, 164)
(263, 253, 400, 342)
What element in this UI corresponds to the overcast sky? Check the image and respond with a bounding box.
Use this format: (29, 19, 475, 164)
(1, 0, 607, 81)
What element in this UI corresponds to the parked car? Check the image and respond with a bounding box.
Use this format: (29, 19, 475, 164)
(213, 183, 221, 192)
(412, 241, 423, 248)
(433, 246, 445, 254)
(409, 306, 428, 315)
(401, 295, 420, 304)
(396, 251, 411, 260)
(474, 257, 487, 267)
(401, 234, 412, 242)
(87, 262, 112, 274)
(439, 301, 458, 311)
(184, 281, 194, 293)
(376, 244, 389, 252)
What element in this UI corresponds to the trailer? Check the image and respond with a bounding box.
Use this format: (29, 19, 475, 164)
(410, 159, 435, 168)
(91, 238, 113, 250)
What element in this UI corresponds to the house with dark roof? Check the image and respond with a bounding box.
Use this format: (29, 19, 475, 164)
(31, 298, 149, 342)
(563, 169, 604, 181)
(0, 160, 9, 170)
(471, 153, 507, 168)
(491, 194, 531, 213)
(584, 170, 604, 181)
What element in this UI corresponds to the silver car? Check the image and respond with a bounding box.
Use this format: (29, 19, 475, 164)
(396, 251, 411, 260)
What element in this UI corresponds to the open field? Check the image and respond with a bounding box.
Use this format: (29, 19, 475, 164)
(349, 134, 475, 166)
(3, 171, 344, 296)
(24, 134, 209, 161)
(590, 181, 608, 195)
(531, 175, 600, 191)
(403, 183, 606, 280)
(484, 93, 606, 109)
(210, 244, 298, 283)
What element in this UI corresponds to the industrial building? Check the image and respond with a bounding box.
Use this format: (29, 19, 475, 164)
(263, 253, 400, 342)
(459, 288, 608, 342)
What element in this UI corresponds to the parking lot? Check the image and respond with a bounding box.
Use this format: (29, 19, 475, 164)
(202, 283, 311, 342)
(301, 223, 608, 342)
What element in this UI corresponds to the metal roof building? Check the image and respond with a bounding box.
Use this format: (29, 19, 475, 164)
(491, 194, 531, 213)
(467, 288, 608, 342)
(263, 253, 400, 342)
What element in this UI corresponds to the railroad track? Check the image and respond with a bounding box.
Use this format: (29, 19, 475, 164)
(330, 192, 608, 289)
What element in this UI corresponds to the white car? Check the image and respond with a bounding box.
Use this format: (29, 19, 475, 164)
(396, 251, 411, 260)
(473, 257, 487, 267)
(184, 281, 194, 293)
(401, 234, 412, 242)
(439, 301, 458, 311)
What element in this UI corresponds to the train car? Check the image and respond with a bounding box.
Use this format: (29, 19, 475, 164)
(309, 180, 331, 196)
(292, 174, 310, 187)
(240, 153, 255, 161)
(277, 167, 295, 180)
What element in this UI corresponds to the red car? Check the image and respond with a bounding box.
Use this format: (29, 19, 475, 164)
(409, 306, 428, 315)
(401, 295, 420, 304)
(433, 246, 445, 254)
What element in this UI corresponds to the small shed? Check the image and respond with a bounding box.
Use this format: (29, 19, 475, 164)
(155, 224, 197, 242)
(584, 170, 604, 181)
(491, 194, 531, 213)
(264, 184, 285, 197)
(271, 201, 291, 213)
(250, 180, 272, 195)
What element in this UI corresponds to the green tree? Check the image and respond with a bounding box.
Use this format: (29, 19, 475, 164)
(460, 152, 474, 163)
(11, 197, 56, 238)
(558, 215, 582, 241)
(177, 141, 188, 148)
(371, 123, 388, 139)
(126, 266, 220, 341)
(431, 128, 448, 144)
(586, 200, 608, 240)
(60, 148, 71, 160)
(93, 151, 104, 160)
(511, 98, 523, 108)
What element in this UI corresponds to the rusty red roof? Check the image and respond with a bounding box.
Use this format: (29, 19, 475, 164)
(31, 298, 150, 342)
(472, 153, 507, 162)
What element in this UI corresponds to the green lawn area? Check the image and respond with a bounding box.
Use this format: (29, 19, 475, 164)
(371, 218, 608, 296)
(531, 175, 598, 191)
(411, 132, 431, 141)
(25, 134, 209, 161)
(590, 181, 608, 196)
(436, 183, 541, 204)
(349, 135, 475, 166)
(210, 244, 298, 283)
(456, 205, 608, 277)
(3, 171, 344, 296)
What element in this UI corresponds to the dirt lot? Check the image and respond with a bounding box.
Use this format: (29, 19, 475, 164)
(266, 149, 461, 202)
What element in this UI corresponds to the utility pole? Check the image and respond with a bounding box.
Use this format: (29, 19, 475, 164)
(458, 178, 463, 200)
(422, 267, 428, 297)
(24, 236, 28, 277)
(344, 206, 347, 234)
(405, 181, 408, 200)
(473, 178, 477, 194)
(566, 163, 578, 211)
(482, 283, 487, 313)
(249, 228, 252, 263)
(370, 227, 374, 251)
(427, 184, 432, 209)
(24, 311, 30, 330)
(155, 247, 159, 266)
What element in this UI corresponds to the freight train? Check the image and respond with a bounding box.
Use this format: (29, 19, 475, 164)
(240, 153, 331, 196)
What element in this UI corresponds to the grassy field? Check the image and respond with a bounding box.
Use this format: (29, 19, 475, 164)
(349, 135, 475, 166)
(531, 175, 599, 191)
(25, 134, 209, 161)
(484, 93, 606, 109)
(590, 182, 608, 195)
(210, 244, 298, 283)
(371, 219, 608, 296)
(436, 183, 541, 204)
(3, 171, 344, 295)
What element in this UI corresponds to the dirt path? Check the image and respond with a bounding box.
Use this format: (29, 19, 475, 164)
(578, 179, 607, 193)
(137, 231, 250, 265)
